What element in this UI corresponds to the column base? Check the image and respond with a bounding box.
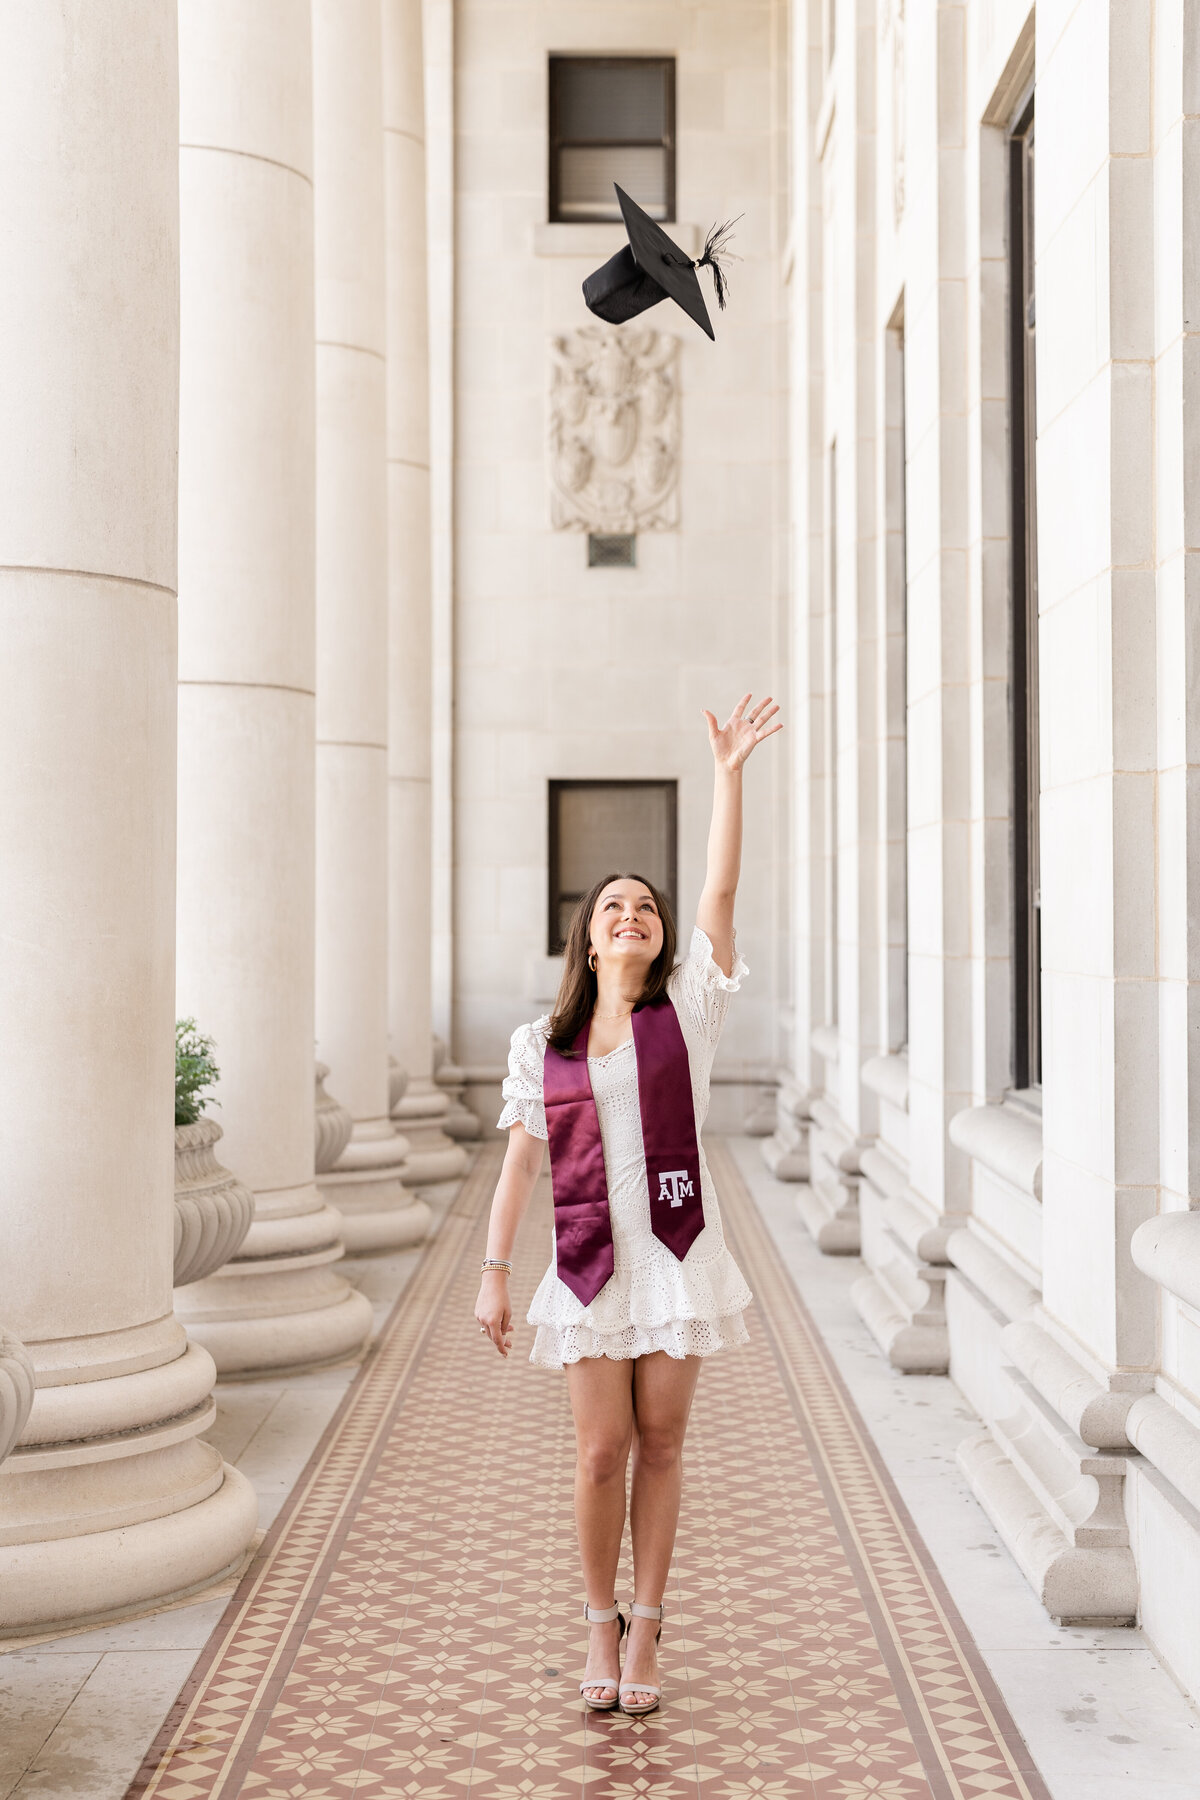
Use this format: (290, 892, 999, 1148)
(797, 1100, 863, 1253)
(761, 1079, 811, 1180)
(851, 1269, 948, 1372)
(957, 1427, 1137, 1625)
(438, 1084, 483, 1139)
(433, 1042, 482, 1140)
(178, 1267, 377, 1376)
(852, 1158, 950, 1373)
(744, 1088, 778, 1136)
(0, 1459, 258, 1638)
(391, 1079, 468, 1183)
(795, 1182, 860, 1253)
(317, 1121, 432, 1254)
(175, 1181, 374, 1375)
(0, 1318, 259, 1635)
(762, 1129, 809, 1181)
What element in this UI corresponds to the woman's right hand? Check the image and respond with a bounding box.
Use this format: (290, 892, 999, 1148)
(475, 1272, 513, 1356)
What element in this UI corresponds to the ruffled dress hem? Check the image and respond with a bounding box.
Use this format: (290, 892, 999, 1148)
(530, 1309, 750, 1369)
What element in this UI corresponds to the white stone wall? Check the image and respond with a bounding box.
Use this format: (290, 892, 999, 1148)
(450, 0, 789, 1116)
(779, 0, 1200, 1700)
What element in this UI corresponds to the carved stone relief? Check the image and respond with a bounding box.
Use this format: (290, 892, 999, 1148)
(549, 325, 680, 533)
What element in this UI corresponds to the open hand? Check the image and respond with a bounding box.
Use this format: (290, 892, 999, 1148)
(703, 694, 783, 771)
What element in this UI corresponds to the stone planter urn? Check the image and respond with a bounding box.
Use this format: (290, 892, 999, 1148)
(0, 1327, 35, 1467)
(173, 1117, 255, 1289)
(315, 1062, 353, 1174)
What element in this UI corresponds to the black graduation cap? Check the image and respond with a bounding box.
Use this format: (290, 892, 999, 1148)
(582, 184, 739, 341)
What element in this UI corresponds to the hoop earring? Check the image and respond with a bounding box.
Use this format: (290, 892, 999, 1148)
(588, 950, 598, 973)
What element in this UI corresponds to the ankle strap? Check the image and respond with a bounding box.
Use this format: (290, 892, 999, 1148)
(630, 1601, 664, 1621)
(583, 1602, 620, 1623)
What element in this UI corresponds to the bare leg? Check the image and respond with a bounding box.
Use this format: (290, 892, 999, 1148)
(565, 1355, 635, 1704)
(624, 1352, 702, 1706)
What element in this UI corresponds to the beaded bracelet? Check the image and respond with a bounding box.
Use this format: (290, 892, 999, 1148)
(480, 1258, 513, 1274)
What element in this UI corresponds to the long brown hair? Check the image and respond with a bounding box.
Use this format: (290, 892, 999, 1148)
(547, 871, 677, 1054)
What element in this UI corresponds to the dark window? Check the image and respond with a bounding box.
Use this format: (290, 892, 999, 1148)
(549, 57, 675, 224)
(1009, 100, 1040, 1089)
(588, 532, 637, 567)
(884, 306, 908, 1054)
(548, 780, 677, 954)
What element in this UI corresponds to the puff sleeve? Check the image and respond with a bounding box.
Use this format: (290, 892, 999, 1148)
(668, 926, 748, 1048)
(496, 1018, 550, 1140)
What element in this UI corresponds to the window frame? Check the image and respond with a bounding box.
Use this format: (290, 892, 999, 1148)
(547, 778, 678, 955)
(1008, 96, 1041, 1093)
(547, 55, 677, 225)
(882, 301, 908, 1057)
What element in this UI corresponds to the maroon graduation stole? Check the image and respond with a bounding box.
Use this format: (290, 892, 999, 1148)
(543, 999, 703, 1305)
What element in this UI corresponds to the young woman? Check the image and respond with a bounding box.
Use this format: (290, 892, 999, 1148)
(474, 694, 782, 1716)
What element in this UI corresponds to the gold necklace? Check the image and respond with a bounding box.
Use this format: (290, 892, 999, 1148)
(593, 1007, 634, 1021)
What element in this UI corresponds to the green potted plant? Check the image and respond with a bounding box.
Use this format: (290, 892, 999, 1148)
(173, 1019, 253, 1288)
(176, 1018, 220, 1126)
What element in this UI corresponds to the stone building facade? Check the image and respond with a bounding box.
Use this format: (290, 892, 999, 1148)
(776, 0, 1200, 1709)
(2, 0, 1200, 1725)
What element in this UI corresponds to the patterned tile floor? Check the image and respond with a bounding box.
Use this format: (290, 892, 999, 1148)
(127, 1141, 1052, 1800)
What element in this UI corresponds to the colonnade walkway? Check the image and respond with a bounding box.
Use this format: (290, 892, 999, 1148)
(118, 1141, 1057, 1800)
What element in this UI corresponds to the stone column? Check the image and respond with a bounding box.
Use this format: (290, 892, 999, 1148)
(849, 0, 967, 1373)
(765, 0, 824, 1190)
(310, 0, 432, 1251)
(173, 0, 374, 1372)
(787, 0, 884, 1256)
(0, 3, 256, 1633)
(1123, 0, 1200, 1696)
(956, 0, 1153, 1623)
(383, 0, 468, 1187)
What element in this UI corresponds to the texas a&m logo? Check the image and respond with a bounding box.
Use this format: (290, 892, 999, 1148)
(656, 1169, 694, 1208)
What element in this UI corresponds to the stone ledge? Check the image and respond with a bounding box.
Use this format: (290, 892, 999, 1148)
(949, 1101, 1043, 1200)
(860, 1142, 906, 1201)
(1131, 1209, 1200, 1312)
(946, 1227, 1040, 1323)
(861, 1051, 908, 1112)
(1127, 1391, 1200, 1516)
(957, 1427, 1138, 1624)
(851, 1261, 948, 1374)
(1002, 1316, 1139, 1449)
(810, 1023, 839, 1065)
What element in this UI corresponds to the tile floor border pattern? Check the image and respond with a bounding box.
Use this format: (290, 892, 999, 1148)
(124, 1150, 499, 1800)
(122, 1139, 1056, 1800)
(706, 1141, 1053, 1800)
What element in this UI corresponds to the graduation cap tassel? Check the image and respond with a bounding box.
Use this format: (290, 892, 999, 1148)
(695, 216, 742, 311)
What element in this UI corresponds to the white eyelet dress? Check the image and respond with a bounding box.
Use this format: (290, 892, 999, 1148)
(497, 927, 754, 1368)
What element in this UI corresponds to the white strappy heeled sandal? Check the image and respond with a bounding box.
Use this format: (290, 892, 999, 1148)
(578, 1601, 626, 1711)
(619, 1601, 664, 1716)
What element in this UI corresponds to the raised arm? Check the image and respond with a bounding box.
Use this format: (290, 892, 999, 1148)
(696, 694, 782, 975)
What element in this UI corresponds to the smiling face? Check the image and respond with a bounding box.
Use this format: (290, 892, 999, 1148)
(588, 879, 665, 972)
